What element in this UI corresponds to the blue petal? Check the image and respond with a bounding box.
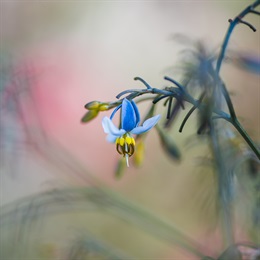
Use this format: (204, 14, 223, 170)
(102, 117, 126, 136)
(130, 99, 140, 126)
(121, 99, 137, 131)
(131, 115, 161, 135)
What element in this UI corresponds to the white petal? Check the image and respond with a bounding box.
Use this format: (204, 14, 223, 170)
(131, 115, 161, 135)
(102, 117, 125, 136)
(106, 134, 118, 143)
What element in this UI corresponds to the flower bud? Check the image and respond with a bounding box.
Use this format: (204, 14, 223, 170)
(81, 110, 99, 123)
(84, 101, 102, 110)
(99, 104, 110, 111)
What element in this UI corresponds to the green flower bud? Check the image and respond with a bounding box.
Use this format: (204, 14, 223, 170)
(81, 110, 99, 123)
(99, 104, 110, 111)
(84, 101, 102, 110)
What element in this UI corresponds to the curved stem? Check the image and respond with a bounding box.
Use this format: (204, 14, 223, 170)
(208, 1, 260, 158)
(164, 76, 185, 93)
(232, 119, 260, 160)
(179, 92, 206, 133)
(215, 0, 260, 128)
(219, 82, 236, 120)
(216, 0, 260, 75)
(134, 77, 152, 89)
(179, 105, 197, 133)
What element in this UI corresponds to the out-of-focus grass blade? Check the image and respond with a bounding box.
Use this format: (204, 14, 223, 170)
(65, 232, 132, 260)
(0, 186, 206, 259)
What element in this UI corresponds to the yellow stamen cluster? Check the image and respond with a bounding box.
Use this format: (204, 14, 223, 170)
(116, 134, 135, 158)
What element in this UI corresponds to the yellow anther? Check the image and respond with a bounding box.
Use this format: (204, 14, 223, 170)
(115, 135, 136, 164)
(119, 137, 125, 146)
(125, 136, 132, 145)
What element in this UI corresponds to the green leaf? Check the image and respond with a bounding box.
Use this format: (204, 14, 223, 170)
(156, 126, 181, 161)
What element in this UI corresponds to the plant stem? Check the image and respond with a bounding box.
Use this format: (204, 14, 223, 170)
(232, 119, 260, 159)
(216, 0, 260, 75)
(214, 0, 260, 159)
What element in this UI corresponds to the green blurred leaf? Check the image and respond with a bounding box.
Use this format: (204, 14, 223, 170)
(156, 126, 181, 161)
(115, 158, 126, 179)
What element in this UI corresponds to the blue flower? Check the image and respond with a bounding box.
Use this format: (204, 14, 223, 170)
(102, 98, 161, 166)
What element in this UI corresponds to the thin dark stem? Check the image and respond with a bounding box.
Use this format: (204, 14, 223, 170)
(239, 19, 257, 32)
(179, 92, 206, 133)
(216, 0, 260, 75)
(164, 76, 185, 93)
(215, 0, 259, 121)
(116, 88, 175, 99)
(167, 97, 173, 119)
(232, 119, 260, 159)
(179, 105, 196, 133)
(153, 95, 168, 104)
(134, 77, 152, 89)
(219, 82, 237, 120)
(213, 0, 260, 160)
(250, 9, 260, 15)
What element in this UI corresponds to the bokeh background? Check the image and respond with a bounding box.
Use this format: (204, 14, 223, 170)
(0, 1, 259, 259)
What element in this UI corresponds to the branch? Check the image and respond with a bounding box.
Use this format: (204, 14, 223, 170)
(216, 0, 260, 75)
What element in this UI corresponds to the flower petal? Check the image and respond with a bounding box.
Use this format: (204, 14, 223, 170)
(102, 117, 125, 136)
(130, 99, 140, 126)
(106, 134, 118, 143)
(131, 115, 161, 135)
(121, 99, 137, 131)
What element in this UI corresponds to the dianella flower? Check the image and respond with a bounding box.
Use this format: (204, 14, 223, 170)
(102, 98, 161, 167)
